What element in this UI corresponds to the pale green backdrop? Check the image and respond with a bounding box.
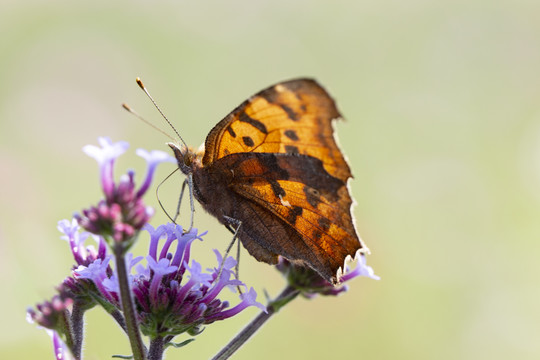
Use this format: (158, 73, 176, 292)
(1, 0, 539, 359)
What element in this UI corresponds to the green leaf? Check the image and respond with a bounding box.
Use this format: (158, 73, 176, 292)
(166, 338, 196, 349)
(111, 354, 133, 359)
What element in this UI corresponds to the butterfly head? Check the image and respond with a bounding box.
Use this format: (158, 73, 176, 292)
(167, 142, 200, 175)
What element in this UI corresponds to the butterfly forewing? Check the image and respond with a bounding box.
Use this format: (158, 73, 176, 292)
(203, 79, 352, 182)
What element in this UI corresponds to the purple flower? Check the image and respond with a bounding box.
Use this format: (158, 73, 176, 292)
(135, 148, 175, 197)
(73, 257, 115, 302)
(26, 295, 73, 330)
(146, 256, 178, 304)
(341, 254, 380, 282)
(75, 137, 174, 245)
(58, 219, 107, 267)
(276, 250, 379, 297)
(49, 330, 75, 360)
(207, 287, 266, 321)
(82, 137, 129, 199)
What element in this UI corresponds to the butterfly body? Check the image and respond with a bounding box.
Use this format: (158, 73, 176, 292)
(169, 78, 366, 284)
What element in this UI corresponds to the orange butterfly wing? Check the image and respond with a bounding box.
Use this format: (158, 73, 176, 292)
(202, 79, 365, 283)
(203, 79, 351, 181)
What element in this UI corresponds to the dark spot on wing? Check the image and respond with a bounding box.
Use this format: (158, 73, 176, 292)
(243, 136, 255, 147)
(263, 154, 290, 180)
(317, 124, 329, 147)
(304, 185, 322, 208)
(239, 112, 268, 134)
(284, 129, 299, 141)
(318, 217, 331, 232)
(287, 206, 303, 225)
(281, 104, 299, 121)
(227, 126, 237, 138)
(285, 145, 299, 154)
(269, 179, 286, 198)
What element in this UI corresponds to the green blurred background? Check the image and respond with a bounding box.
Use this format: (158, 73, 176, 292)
(2, 0, 540, 359)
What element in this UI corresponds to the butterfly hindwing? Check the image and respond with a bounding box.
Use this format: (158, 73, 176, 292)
(210, 152, 363, 282)
(234, 199, 334, 281)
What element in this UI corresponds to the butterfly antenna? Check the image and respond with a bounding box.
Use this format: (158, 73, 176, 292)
(135, 77, 189, 151)
(122, 103, 176, 142)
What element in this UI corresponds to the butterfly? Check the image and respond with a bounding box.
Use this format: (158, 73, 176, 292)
(168, 78, 367, 284)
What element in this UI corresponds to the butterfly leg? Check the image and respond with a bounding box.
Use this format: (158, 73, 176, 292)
(186, 173, 195, 233)
(171, 178, 187, 223)
(224, 224, 241, 281)
(235, 234, 241, 280)
(234, 235, 243, 294)
(222, 216, 242, 256)
(216, 216, 243, 292)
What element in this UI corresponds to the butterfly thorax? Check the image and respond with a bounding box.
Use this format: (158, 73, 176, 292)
(168, 142, 235, 220)
(191, 159, 237, 220)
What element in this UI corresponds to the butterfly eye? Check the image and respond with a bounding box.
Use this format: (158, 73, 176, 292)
(182, 150, 197, 168)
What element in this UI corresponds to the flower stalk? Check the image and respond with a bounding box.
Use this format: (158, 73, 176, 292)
(213, 253, 380, 360)
(148, 336, 165, 360)
(114, 245, 147, 360)
(212, 285, 300, 360)
(70, 303, 85, 359)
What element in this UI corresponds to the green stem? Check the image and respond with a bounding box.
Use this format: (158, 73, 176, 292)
(109, 308, 128, 333)
(211, 285, 300, 360)
(70, 304, 84, 359)
(148, 336, 165, 360)
(114, 245, 147, 360)
(59, 308, 77, 360)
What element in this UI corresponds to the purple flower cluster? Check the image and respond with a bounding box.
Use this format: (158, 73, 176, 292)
(27, 138, 266, 360)
(75, 137, 174, 245)
(27, 294, 77, 360)
(137, 224, 265, 337)
(66, 221, 265, 339)
(26, 295, 73, 331)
